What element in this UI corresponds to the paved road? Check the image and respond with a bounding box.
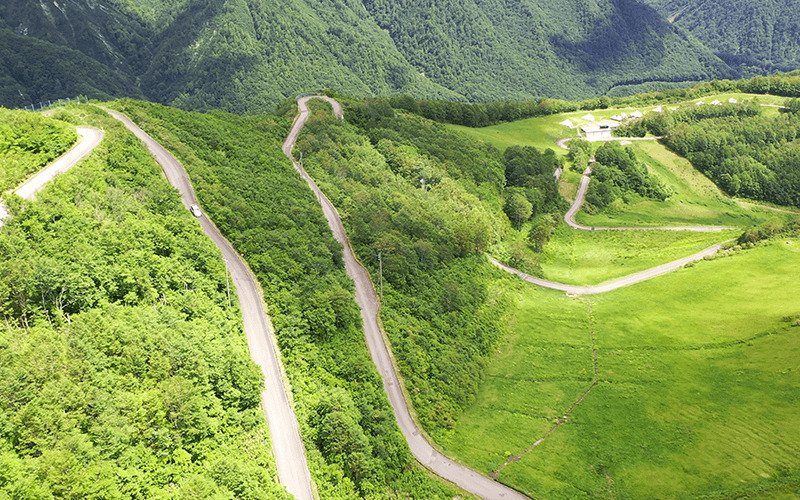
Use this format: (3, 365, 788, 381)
(107, 110, 314, 500)
(565, 167, 735, 232)
(284, 97, 528, 500)
(0, 127, 104, 227)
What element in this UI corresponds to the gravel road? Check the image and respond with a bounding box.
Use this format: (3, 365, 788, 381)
(108, 110, 314, 500)
(489, 243, 722, 294)
(284, 97, 528, 499)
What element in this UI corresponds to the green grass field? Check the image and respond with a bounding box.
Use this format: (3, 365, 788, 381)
(449, 114, 576, 156)
(442, 239, 800, 499)
(538, 225, 739, 285)
(447, 92, 789, 155)
(574, 141, 790, 229)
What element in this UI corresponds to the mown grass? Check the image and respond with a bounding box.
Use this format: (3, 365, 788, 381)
(442, 239, 800, 499)
(538, 224, 739, 285)
(449, 114, 575, 155)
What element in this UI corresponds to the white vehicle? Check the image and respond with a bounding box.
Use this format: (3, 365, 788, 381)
(190, 204, 202, 217)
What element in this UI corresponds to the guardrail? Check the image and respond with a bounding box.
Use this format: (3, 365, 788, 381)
(19, 95, 88, 112)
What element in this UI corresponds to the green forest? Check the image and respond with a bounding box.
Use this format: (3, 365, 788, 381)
(295, 98, 571, 437)
(0, 109, 77, 191)
(3, 0, 785, 113)
(2, 78, 800, 498)
(386, 72, 800, 128)
(584, 142, 671, 212)
(0, 105, 291, 498)
(109, 99, 462, 498)
(621, 98, 800, 207)
(643, 0, 800, 76)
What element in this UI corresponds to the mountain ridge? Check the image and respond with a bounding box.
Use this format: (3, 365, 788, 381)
(1, 0, 795, 112)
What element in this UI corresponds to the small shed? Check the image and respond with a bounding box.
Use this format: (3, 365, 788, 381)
(559, 119, 575, 128)
(581, 113, 596, 122)
(710, 99, 722, 106)
(695, 101, 705, 106)
(652, 105, 664, 113)
(629, 110, 643, 118)
(728, 97, 738, 104)
(581, 123, 613, 141)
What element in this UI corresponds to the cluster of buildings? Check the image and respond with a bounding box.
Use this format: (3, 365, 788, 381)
(561, 97, 740, 141)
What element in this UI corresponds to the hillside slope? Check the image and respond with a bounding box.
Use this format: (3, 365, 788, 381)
(1, 0, 734, 111)
(363, 0, 733, 101)
(643, 0, 800, 75)
(0, 0, 460, 112)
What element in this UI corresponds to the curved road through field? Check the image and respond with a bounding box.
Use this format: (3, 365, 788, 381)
(500, 139, 736, 294)
(0, 127, 104, 227)
(107, 110, 314, 500)
(284, 96, 528, 500)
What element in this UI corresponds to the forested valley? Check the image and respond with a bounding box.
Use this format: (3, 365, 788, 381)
(643, 0, 800, 76)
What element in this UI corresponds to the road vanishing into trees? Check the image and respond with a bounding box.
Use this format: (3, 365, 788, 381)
(284, 96, 529, 500)
(107, 110, 314, 500)
(0, 127, 104, 227)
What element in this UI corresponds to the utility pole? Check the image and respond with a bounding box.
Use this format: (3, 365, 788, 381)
(377, 252, 383, 301)
(223, 258, 231, 307)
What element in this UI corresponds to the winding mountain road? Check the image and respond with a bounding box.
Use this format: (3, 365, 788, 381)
(499, 137, 737, 294)
(0, 127, 104, 227)
(107, 110, 314, 500)
(284, 96, 528, 500)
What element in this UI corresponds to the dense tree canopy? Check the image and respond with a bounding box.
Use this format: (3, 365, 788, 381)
(0, 0, 760, 112)
(0, 108, 77, 191)
(113, 99, 460, 498)
(628, 101, 800, 207)
(0, 105, 290, 499)
(643, 0, 800, 76)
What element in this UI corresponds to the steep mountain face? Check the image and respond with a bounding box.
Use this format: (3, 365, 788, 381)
(0, 0, 461, 111)
(0, 0, 737, 111)
(643, 0, 800, 75)
(363, 0, 732, 101)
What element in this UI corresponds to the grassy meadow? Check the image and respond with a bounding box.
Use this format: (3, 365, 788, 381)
(464, 93, 799, 287)
(538, 225, 739, 285)
(447, 92, 789, 154)
(573, 141, 790, 228)
(443, 238, 800, 498)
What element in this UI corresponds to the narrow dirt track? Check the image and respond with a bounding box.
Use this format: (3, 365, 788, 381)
(107, 110, 314, 500)
(0, 127, 104, 227)
(284, 96, 528, 500)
